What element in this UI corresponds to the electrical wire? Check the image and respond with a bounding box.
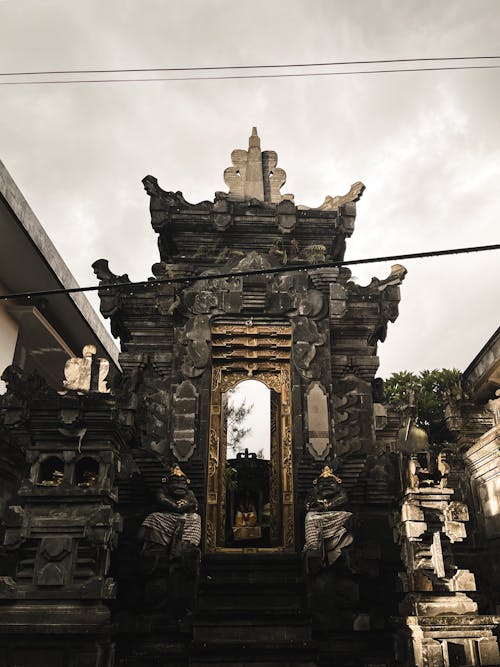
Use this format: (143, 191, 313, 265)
(0, 243, 498, 302)
(2, 64, 500, 86)
(1, 55, 499, 77)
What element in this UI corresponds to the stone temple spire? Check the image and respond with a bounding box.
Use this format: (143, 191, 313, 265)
(223, 127, 292, 203)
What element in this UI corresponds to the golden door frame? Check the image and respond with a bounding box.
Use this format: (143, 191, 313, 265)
(205, 365, 295, 553)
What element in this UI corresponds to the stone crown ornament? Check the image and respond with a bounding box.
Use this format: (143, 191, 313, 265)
(223, 127, 293, 204)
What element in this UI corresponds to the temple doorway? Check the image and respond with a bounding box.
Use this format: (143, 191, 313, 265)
(226, 380, 271, 547)
(205, 322, 294, 552)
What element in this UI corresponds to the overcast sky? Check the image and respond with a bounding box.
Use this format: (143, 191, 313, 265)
(0, 0, 499, 378)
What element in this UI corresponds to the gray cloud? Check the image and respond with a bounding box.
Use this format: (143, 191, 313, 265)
(0, 0, 498, 377)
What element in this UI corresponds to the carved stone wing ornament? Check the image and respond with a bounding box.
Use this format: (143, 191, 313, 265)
(298, 181, 366, 211)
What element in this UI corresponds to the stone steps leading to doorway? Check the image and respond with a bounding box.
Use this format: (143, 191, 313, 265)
(192, 552, 318, 666)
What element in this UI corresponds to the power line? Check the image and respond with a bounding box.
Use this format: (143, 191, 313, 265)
(0, 243, 498, 302)
(1, 55, 499, 77)
(2, 64, 500, 86)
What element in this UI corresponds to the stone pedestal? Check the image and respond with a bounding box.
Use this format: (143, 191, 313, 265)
(395, 450, 500, 666)
(396, 615, 500, 667)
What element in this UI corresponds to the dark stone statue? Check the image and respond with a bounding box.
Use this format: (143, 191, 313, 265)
(304, 465, 353, 573)
(303, 465, 355, 634)
(138, 465, 201, 615)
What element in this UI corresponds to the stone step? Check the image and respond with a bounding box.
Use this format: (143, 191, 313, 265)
(190, 641, 318, 667)
(316, 631, 395, 667)
(201, 568, 303, 586)
(193, 609, 312, 643)
(191, 658, 317, 666)
(198, 589, 304, 612)
(203, 553, 302, 578)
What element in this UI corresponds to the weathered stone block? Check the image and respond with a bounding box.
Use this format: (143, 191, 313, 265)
(443, 520, 467, 542)
(478, 637, 500, 665)
(401, 593, 478, 616)
(401, 501, 424, 523)
(448, 569, 476, 592)
(403, 520, 427, 540)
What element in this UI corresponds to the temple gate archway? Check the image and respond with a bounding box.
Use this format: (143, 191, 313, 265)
(205, 322, 294, 552)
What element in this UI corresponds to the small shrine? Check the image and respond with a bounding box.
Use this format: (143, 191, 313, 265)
(0, 129, 498, 666)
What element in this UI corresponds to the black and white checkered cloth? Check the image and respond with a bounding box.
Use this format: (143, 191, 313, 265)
(142, 512, 201, 546)
(305, 510, 352, 549)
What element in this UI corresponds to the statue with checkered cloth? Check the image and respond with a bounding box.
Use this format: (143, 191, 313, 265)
(304, 465, 353, 573)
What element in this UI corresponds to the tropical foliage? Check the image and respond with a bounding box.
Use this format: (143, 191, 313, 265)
(384, 368, 462, 443)
(226, 391, 254, 454)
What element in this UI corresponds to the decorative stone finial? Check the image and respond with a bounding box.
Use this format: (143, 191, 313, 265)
(223, 128, 292, 204)
(63, 345, 110, 393)
(248, 126, 260, 148)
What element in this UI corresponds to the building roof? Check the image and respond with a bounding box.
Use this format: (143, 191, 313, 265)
(0, 159, 120, 377)
(463, 326, 500, 402)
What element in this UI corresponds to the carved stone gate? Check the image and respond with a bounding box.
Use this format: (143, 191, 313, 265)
(5, 128, 467, 667)
(206, 322, 294, 551)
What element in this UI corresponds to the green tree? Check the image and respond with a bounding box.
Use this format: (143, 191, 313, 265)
(384, 368, 462, 444)
(226, 391, 254, 455)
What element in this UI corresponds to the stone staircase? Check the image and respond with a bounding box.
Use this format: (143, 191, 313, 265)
(190, 553, 318, 667)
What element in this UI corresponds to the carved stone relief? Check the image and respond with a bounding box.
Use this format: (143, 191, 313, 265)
(36, 537, 72, 587)
(179, 252, 328, 384)
(92, 259, 131, 343)
(63, 345, 110, 393)
(297, 181, 365, 211)
(277, 199, 297, 233)
(135, 361, 170, 455)
(223, 128, 290, 204)
(180, 315, 211, 378)
(292, 317, 326, 380)
(171, 380, 199, 461)
(329, 283, 347, 319)
(332, 375, 374, 457)
(306, 382, 331, 460)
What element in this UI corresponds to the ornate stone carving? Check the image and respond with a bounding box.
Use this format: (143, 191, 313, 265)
(171, 380, 198, 461)
(223, 127, 291, 204)
(92, 258, 131, 343)
(37, 537, 72, 586)
(63, 345, 110, 393)
(328, 282, 348, 319)
(277, 199, 297, 233)
(212, 195, 233, 231)
(292, 317, 326, 379)
(0, 365, 53, 407)
(298, 181, 365, 211)
(394, 446, 500, 666)
(134, 360, 170, 454)
(142, 175, 212, 262)
(180, 314, 211, 378)
(179, 253, 329, 386)
(306, 381, 331, 460)
(0, 397, 123, 622)
(332, 375, 374, 456)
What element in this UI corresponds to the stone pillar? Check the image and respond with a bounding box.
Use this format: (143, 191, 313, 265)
(0, 385, 123, 667)
(245, 127, 265, 201)
(394, 448, 500, 666)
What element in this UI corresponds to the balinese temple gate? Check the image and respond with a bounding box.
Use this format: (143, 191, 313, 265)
(0, 130, 498, 667)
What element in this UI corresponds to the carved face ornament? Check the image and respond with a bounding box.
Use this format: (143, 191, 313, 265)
(161, 465, 191, 492)
(313, 464, 342, 486)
